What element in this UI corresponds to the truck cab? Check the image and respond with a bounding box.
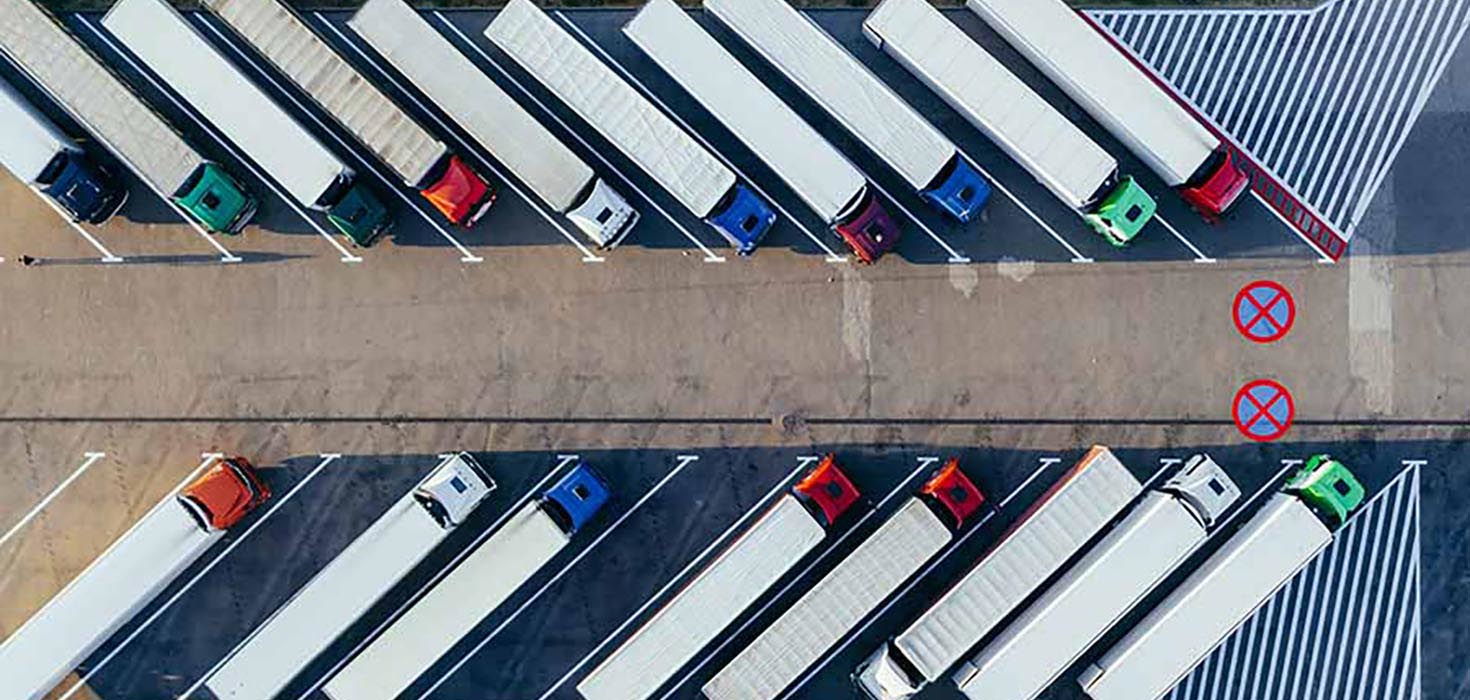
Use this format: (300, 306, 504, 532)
(1288, 455, 1365, 527)
(1086, 176, 1156, 247)
(174, 162, 257, 234)
(569, 179, 640, 248)
(177, 456, 271, 531)
(1179, 148, 1249, 220)
(835, 189, 902, 264)
(706, 184, 777, 255)
(414, 452, 496, 529)
(319, 174, 393, 247)
(36, 149, 128, 224)
(419, 154, 496, 227)
(794, 454, 861, 527)
(542, 462, 613, 534)
(920, 156, 991, 224)
(919, 458, 986, 529)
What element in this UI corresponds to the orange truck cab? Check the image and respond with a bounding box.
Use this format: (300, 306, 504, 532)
(178, 456, 271, 531)
(420, 154, 497, 227)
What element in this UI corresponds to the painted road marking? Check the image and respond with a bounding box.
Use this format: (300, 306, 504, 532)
(190, 14, 484, 263)
(0, 452, 106, 552)
(79, 17, 364, 264)
(63, 454, 339, 700)
(1232, 379, 1295, 442)
(34, 194, 124, 263)
(1234, 280, 1296, 343)
(1154, 214, 1216, 263)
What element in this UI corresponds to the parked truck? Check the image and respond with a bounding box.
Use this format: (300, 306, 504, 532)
(199, 0, 496, 228)
(0, 76, 126, 224)
(703, 0, 989, 225)
(204, 453, 495, 700)
(625, 0, 901, 263)
(965, 0, 1249, 219)
(577, 455, 860, 700)
(854, 445, 1143, 700)
(322, 462, 611, 700)
(1079, 455, 1366, 700)
(484, 0, 775, 255)
(101, 0, 392, 247)
(0, 457, 269, 700)
(863, 0, 1155, 246)
(952, 454, 1240, 700)
(0, 0, 257, 234)
(346, 0, 638, 249)
(704, 459, 985, 700)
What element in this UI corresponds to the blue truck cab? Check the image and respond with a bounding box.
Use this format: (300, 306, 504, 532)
(37, 150, 128, 224)
(543, 462, 612, 535)
(921, 154, 991, 223)
(706, 184, 777, 255)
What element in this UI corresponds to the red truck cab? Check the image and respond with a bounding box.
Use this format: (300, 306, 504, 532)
(1179, 149, 1249, 220)
(178, 456, 271, 531)
(795, 454, 861, 526)
(420, 154, 497, 227)
(835, 189, 902, 264)
(920, 458, 985, 529)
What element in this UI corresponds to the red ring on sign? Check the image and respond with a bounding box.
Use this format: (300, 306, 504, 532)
(1233, 379, 1295, 442)
(1233, 280, 1296, 343)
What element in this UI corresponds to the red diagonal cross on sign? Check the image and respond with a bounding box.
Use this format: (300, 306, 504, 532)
(1233, 379, 1295, 442)
(1234, 281, 1296, 343)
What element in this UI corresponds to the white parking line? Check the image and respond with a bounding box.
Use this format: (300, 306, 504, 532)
(863, 175, 970, 264)
(190, 14, 484, 263)
(417, 452, 711, 699)
(315, 15, 606, 264)
(80, 17, 363, 264)
(33, 194, 124, 263)
(556, 12, 848, 264)
(0, 452, 106, 552)
(61, 454, 338, 700)
(1154, 214, 1216, 263)
(956, 153, 1093, 263)
(649, 458, 937, 700)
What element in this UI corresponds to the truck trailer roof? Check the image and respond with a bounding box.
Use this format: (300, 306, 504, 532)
(199, 0, 447, 187)
(485, 0, 735, 220)
(624, 0, 865, 225)
(0, 77, 71, 183)
(101, 0, 347, 208)
(0, 0, 204, 193)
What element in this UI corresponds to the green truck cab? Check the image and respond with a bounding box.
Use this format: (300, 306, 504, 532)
(1085, 176, 1157, 247)
(1287, 455, 1367, 527)
(174, 162, 257, 235)
(321, 178, 393, 247)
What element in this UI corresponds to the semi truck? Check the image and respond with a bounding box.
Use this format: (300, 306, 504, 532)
(0, 457, 270, 700)
(346, 0, 639, 249)
(484, 0, 775, 256)
(624, 0, 902, 264)
(101, 0, 392, 247)
(1079, 455, 1366, 700)
(204, 453, 495, 700)
(703, 0, 990, 225)
(0, 0, 257, 234)
(854, 445, 1143, 700)
(577, 455, 860, 700)
(951, 454, 1240, 700)
(322, 462, 611, 700)
(0, 76, 126, 224)
(863, 0, 1156, 247)
(703, 460, 986, 700)
(199, 0, 497, 228)
(965, 0, 1249, 219)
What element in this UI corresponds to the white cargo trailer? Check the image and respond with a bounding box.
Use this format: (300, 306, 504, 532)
(862, 0, 1156, 246)
(1079, 456, 1366, 700)
(952, 454, 1240, 700)
(854, 446, 1142, 700)
(702, 0, 990, 225)
(0, 76, 125, 223)
(577, 457, 859, 700)
(322, 463, 611, 700)
(624, 0, 901, 265)
(0, 0, 257, 233)
(484, 0, 775, 255)
(0, 457, 268, 700)
(101, 0, 392, 246)
(199, 0, 496, 227)
(345, 0, 637, 248)
(204, 453, 495, 700)
(704, 461, 985, 700)
(964, 0, 1249, 218)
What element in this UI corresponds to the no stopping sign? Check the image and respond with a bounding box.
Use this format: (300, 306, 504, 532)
(1234, 281, 1295, 343)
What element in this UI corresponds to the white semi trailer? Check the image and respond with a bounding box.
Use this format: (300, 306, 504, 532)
(951, 454, 1240, 700)
(485, 0, 776, 255)
(345, 0, 638, 248)
(101, 0, 393, 247)
(703, 460, 985, 700)
(577, 456, 859, 700)
(624, 0, 902, 265)
(1079, 456, 1366, 700)
(702, 0, 990, 225)
(0, 0, 258, 234)
(199, 0, 497, 227)
(0, 76, 126, 224)
(0, 457, 269, 700)
(322, 462, 611, 700)
(965, 0, 1249, 219)
(204, 453, 495, 700)
(854, 445, 1143, 700)
(862, 0, 1155, 247)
